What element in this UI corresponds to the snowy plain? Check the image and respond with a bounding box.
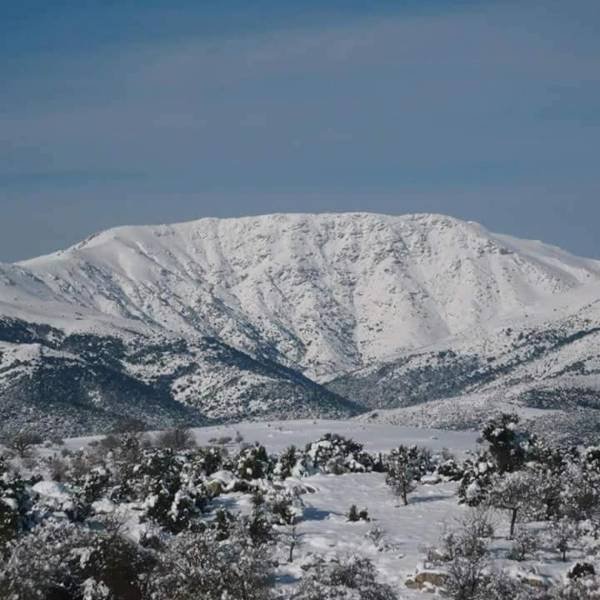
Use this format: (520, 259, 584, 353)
(57, 420, 581, 597)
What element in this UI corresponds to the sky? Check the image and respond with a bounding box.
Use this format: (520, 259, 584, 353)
(1, 0, 599, 261)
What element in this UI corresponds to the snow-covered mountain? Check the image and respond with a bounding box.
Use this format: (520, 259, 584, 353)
(15, 213, 600, 377)
(2, 212, 600, 436)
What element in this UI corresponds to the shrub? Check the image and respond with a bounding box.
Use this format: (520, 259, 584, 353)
(0, 520, 154, 600)
(156, 427, 197, 451)
(148, 524, 275, 600)
(292, 556, 396, 600)
(347, 505, 369, 522)
(507, 527, 539, 561)
(304, 434, 380, 475)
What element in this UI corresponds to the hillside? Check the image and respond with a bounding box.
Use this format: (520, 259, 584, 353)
(2, 212, 600, 435)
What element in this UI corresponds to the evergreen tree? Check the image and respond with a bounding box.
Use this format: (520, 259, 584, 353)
(385, 445, 426, 505)
(481, 413, 534, 474)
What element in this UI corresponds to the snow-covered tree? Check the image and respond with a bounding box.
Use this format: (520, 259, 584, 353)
(481, 413, 535, 474)
(274, 445, 300, 479)
(507, 526, 540, 561)
(385, 445, 428, 505)
(549, 517, 580, 562)
(2, 430, 43, 458)
(558, 449, 600, 524)
(488, 469, 543, 538)
(236, 443, 273, 481)
(245, 490, 274, 546)
(0, 457, 31, 553)
(458, 454, 497, 507)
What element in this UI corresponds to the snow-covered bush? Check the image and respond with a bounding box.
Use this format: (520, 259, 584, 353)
(274, 445, 302, 479)
(558, 449, 600, 524)
(567, 561, 596, 580)
(292, 556, 396, 600)
(148, 524, 275, 600)
(481, 413, 536, 474)
(0, 520, 153, 600)
(346, 504, 369, 522)
(0, 457, 32, 552)
(135, 451, 208, 534)
(435, 456, 465, 481)
(423, 511, 494, 597)
(245, 491, 275, 546)
(303, 434, 382, 475)
(549, 517, 580, 562)
(265, 488, 302, 525)
(507, 527, 540, 561)
(46, 454, 69, 482)
(550, 575, 600, 599)
(76, 465, 112, 506)
(193, 445, 228, 477)
(478, 570, 533, 600)
(235, 443, 274, 481)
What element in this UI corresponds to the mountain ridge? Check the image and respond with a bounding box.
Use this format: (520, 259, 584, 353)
(2, 212, 600, 436)
(14, 212, 600, 379)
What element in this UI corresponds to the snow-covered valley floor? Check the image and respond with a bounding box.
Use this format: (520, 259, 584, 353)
(187, 421, 477, 595)
(0, 415, 600, 600)
(64, 419, 480, 455)
(190, 420, 480, 456)
(54, 420, 586, 597)
(274, 473, 461, 596)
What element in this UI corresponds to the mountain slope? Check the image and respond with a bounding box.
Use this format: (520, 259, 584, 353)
(3, 212, 600, 436)
(0, 314, 359, 437)
(17, 213, 600, 379)
(340, 282, 600, 440)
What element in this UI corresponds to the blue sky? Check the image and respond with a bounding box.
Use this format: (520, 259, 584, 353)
(1, 0, 599, 261)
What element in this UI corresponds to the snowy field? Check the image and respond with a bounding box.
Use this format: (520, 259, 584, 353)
(61, 422, 479, 596)
(273, 473, 462, 596)
(62, 421, 572, 594)
(173, 421, 576, 596)
(64, 419, 480, 456)
(191, 420, 479, 456)
(9, 418, 594, 598)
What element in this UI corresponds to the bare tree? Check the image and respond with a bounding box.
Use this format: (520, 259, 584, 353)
(282, 520, 301, 563)
(3, 430, 43, 458)
(488, 470, 540, 538)
(550, 518, 580, 562)
(156, 427, 196, 451)
(428, 512, 491, 600)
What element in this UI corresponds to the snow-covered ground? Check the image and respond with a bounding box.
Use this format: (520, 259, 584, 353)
(275, 473, 462, 596)
(55, 420, 581, 596)
(190, 420, 480, 456)
(64, 420, 479, 456)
